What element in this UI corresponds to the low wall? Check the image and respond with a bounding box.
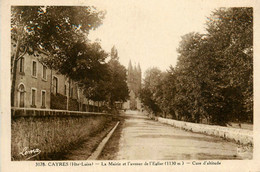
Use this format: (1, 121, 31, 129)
(157, 117, 253, 146)
(11, 108, 112, 160)
(11, 107, 107, 118)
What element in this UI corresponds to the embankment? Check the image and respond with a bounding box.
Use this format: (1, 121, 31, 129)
(154, 116, 253, 146)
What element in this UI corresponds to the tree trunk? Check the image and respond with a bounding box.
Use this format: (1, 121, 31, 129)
(67, 78, 71, 110)
(50, 69, 52, 108)
(11, 36, 21, 106)
(78, 88, 81, 111)
(87, 99, 90, 112)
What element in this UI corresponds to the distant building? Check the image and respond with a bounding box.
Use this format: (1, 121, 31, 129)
(123, 60, 142, 110)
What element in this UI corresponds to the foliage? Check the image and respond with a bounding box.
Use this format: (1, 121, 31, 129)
(11, 6, 104, 59)
(52, 41, 108, 81)
(11, 7, 129, 110)
(174, 8, 253, 125)
(206, 7, 253, 123)
(11, 6, 105, 105)
(155, 66, 177, 118)
(107, 47, 129, 106)
(140, 67, 177, 117)
(140, 67, 163, 114)
(81, 62, 111, 102)
(50, 93, 67, 110)
(77, 46, 129, 106)
(50, 93, 81, 111)
(139, 7, 253, 126)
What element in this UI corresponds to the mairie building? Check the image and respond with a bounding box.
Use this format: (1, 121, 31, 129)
(13, 53, 103, 112)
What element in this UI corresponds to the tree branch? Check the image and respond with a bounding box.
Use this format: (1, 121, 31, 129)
(16, 45, 28, 62)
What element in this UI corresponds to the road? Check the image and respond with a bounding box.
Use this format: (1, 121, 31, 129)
(101, 110, 252, 160)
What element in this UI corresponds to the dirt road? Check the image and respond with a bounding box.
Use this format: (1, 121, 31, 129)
(100, 111, 252, 160)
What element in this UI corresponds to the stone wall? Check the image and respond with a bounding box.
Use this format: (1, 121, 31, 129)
(11, 107, 107, 118)
(157, 117, 253, 146)
(11, 108, 112, 160)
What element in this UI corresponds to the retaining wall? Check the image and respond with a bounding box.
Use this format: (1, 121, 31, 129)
(157, 117, 253, 146)
(11, 107, 112, 160)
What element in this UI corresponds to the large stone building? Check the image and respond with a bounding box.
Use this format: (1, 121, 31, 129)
(12, 53, 102, 112)
(123, 60, 142, 110)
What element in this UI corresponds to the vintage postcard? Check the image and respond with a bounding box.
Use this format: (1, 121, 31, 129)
(1, 0, 260, 171)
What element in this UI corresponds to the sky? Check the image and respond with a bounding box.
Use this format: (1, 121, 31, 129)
(87, 0, 223, 74)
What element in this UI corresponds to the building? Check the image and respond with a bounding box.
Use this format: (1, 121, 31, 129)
(13, 52, 103, 112)
(14, 53, 51, 109)
(123, 60, 142, 110)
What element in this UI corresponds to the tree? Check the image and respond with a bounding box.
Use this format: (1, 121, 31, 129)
(57, 41, 110, 110)
(82, 62, 111, 102)
(11, 6, 105, 106)
(139, 7, 253, 125)
(107, 47, 129, 108)
(173, 7, 253, 125)
(110, 45, 119, 60)
(206, 7, 253, 123)
(140, 67, 162, 115)
(140, 87, 161, 114)
(56, 41, 108, 82)
(155, 66, 177, 118)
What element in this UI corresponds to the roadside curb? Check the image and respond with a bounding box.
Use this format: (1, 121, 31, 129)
(87, 121, 120, 160)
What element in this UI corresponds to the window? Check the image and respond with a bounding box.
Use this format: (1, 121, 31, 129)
(42, 65, 47, 80)
(31, 88, 36, 107)
(19, 57, 24, 73)
(32, 61, 37, 77)
(41, 90, 46, 108)
(53, 77, 58, 94)
(18, 84, 25, 107)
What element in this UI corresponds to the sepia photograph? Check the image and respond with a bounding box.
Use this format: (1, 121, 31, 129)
(10, 4, 253, 161)
(1, 0, 260, 171)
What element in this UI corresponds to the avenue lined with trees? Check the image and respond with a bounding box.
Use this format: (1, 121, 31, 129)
(9, 5, 254, 161)
(140, 7, 253, 126)
(11, 6, 253, 124)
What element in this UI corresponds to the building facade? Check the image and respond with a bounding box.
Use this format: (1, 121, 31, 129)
(13, 53, 102, 112)
(14, 53, 51, 109)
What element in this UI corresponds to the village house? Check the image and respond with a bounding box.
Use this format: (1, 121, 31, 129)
(13, 53, 102, 112)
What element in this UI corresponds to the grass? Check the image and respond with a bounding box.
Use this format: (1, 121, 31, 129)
(64, 118, 118, 160)
(11, 115, 112, 160)
(98, 116, 125, 160)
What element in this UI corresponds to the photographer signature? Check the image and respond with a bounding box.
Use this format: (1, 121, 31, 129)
(19, 147, 41, 160)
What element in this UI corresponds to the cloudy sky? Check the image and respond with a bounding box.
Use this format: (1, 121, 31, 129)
(87, 0, 247, 74)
